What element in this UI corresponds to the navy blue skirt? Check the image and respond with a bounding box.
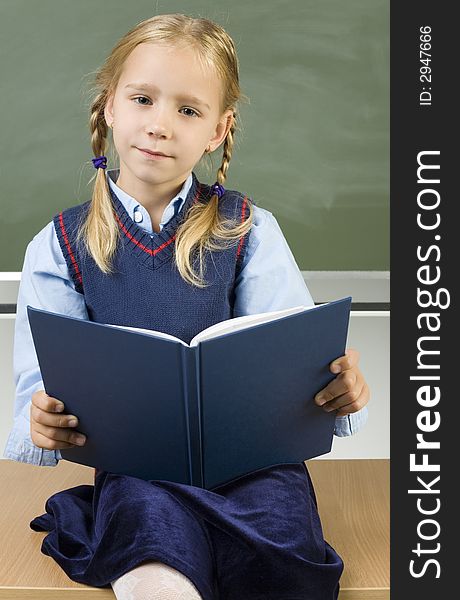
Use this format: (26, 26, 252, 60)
(30, 462, 343, 600)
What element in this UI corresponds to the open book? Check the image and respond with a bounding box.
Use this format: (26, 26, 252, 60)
(27, 297, 351, 490)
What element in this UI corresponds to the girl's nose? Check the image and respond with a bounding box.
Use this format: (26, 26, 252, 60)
(148, 123, 169, 138)
(146, 109, 171, 138)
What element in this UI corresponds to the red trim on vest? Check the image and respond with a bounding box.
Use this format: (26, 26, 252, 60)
(58, 212, 83, 285)
(114, 212, 176, 256)
(115, 184, 202, 256)
(236, 196, 249, 258)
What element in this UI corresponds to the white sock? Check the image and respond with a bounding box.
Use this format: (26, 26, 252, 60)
(111, 561, 203, 600)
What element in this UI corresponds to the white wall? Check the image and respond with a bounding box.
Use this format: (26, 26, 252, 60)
(0, 272, 389, 460)
(0, 315, 15, 455)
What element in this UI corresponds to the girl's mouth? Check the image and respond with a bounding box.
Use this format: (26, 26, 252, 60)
(137, 148, 171, 160)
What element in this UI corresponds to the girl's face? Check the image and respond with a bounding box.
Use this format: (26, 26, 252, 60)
(104, 42, 233, 199)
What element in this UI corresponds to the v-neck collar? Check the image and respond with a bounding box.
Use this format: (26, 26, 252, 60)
(106, 169, 193, 232)
(108, 172, 207, 270)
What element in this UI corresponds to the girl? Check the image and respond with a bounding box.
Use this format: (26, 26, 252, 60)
(4, 14, 369, 600)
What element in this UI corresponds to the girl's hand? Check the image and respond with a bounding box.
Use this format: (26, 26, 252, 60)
(314, 348, 370, 417)
(30, 390, 86, 450)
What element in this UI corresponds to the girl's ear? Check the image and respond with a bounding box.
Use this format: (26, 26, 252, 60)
(104, 94, 115, 128)
(208, 109, 234, 152)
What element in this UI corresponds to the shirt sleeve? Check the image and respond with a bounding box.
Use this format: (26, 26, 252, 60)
(233, 206, 368, 437)
(233, 207, 314, 315)
(3, 221, 89, 466)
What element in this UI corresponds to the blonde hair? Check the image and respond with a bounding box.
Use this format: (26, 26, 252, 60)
(77, 13, 253, 287)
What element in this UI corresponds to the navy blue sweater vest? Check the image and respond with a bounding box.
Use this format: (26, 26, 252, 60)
(53, 172, 252, 344)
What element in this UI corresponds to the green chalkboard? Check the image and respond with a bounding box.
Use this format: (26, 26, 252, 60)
(0, 0, 388, 271)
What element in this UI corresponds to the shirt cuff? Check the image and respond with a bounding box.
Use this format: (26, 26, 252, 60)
(334, 406, 368, 437)
(3, 417, 60, 466)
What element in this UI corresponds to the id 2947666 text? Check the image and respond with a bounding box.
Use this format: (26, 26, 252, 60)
(419, 26, 432, 106)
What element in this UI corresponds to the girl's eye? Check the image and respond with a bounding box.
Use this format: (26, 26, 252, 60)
(180, 107, 199, 118)
(133, 96, 151, 105)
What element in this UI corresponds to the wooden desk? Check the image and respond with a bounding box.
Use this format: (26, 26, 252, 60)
(0, 459, 389, 599)
(308, 459, 389, 600)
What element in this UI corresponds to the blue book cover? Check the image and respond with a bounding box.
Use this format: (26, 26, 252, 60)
(27, 297, 351, 490)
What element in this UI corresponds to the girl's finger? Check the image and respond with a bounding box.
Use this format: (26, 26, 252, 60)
(32, 390, 65, 413)
(321, 381, 364, 412)
(334, 383, 370, 416)
(31, 429, 81, 451)
(314, 369, 358, 406)
(320, 378, 364, 412)
(330, 348, 360, 373)
(31, 404, 78, 429)
(32, 422, 86, 446)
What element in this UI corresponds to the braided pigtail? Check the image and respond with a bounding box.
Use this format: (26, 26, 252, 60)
(174, 113, 253, 288)
(76, 94, 120, 274)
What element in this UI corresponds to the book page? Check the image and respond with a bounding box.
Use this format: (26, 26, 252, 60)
(105, 324, 188, 346)
(189, 304, 318, 346)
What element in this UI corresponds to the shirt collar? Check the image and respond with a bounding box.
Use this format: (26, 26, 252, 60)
(105, 168, 193, 234)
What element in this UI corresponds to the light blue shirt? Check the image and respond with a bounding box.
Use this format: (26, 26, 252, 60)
(3, 169, 368, 466)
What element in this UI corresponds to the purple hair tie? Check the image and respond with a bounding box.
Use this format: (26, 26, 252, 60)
(92, 155, 107, 169)
(211, 182, 225, 199)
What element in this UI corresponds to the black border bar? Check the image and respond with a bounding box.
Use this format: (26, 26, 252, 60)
(391, 2, 457, 596)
